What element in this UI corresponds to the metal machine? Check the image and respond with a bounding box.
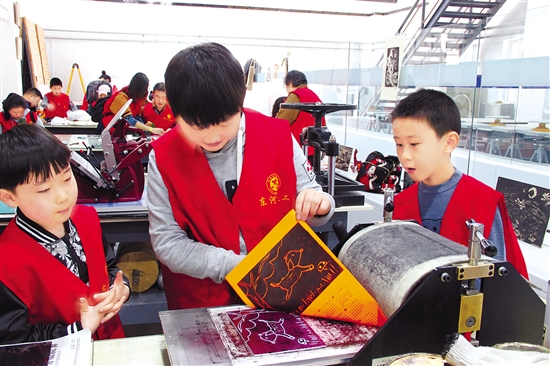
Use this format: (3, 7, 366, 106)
(334, 199, 546, 365)
(70, 99, 152, 203)
(280, 102, 367, 207)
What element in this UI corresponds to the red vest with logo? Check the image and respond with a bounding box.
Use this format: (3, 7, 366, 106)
(152, 108, 297, 309)
(142, 103, 176, 130)
(287, 87, 325, 156)
(0, 205, 125, 340)
(394, 175, 528, 278)
(44, 92, 71, 119)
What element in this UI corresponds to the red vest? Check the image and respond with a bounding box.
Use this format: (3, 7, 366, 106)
(101, 87, 145, 128)
(394, 175, 528, 278)
(142, 103, 176, 130)
(0, 112, 35, 133)
(44, 92, 71, 119)
(152, 109, 297, 309)
(0, 205, 125, 340)
(287, 87, 325, 156)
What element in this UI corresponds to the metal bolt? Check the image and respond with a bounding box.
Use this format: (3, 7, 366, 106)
(466, 316, 476, 327)
(441, 273, 451, 283)
(498, 267, 508, 276)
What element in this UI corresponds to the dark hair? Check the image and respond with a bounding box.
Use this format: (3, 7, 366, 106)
(50, 77, 63, 88)
(165, 42, 246, 128)
(127, 72, 149, 101)
(390, 89, 461, 137)
(99, 70, 111, 82)
(0, 124, 71, 192)
(152, 82, 166, 93)
(2, 93, 27, 121)
(272, 96, 287, 117)
(23, 87, 43, 100)
(284, 70, 307, 88)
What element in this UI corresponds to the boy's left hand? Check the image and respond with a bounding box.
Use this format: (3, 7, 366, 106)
(93, 270, 130, 323)
(295, 188, 331, 221)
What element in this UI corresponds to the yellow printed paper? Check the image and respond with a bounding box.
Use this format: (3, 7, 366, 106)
(226, 210, 387, 326)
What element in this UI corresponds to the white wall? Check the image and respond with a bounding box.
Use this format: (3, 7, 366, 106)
(0, 0, 23, 97)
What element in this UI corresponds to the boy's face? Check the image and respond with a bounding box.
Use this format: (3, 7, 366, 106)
(51, 85, 62, 97)
(392, 117, 458, 186)
(177, 112, 241, 153)
(152, 91, 168, 110)
(0, 166, 78, 237)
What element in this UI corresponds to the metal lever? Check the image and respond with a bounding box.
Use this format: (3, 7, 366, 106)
(465, 219, 498, 266)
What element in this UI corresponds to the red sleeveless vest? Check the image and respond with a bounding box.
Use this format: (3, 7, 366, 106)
(101, 87, 144, 128)
(394, 175, 528, 278)
(288, 87, 325, 156)
(142, 103, 175, 130)
(0, 205, 125, 340)
(44, 92, 71, 119)
(152, 108, 297, 309)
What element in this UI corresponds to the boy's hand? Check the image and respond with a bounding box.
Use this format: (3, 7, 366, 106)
(151, 127, 165, 135)
(93, 271, 130, 323)
(295, 188, 331, 221)
(79, 298, 103, 334)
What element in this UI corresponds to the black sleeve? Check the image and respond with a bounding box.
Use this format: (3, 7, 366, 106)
(0, 281, 79, 345)
(102, 235, 131, 299)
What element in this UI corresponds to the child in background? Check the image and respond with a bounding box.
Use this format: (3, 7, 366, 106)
(147, 42, 335, 310)
(1, 93, 42, 133)
(142, 82, 173, 134)
(89, 84, 111, 123)
(100, 72, 151, 134)
(0, 124, 129, 344)
(42, 77, 78, 120)
(391, 89, 528, 278)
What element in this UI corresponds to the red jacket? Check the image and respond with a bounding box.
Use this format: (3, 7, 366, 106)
(394, 175, 528, 278)
(0, 205, 125, 340)
(152, 108, 297, 310)
(44, 92, 71, 119)
(287, 87, 325, 156)
(142, 103, 175, 130)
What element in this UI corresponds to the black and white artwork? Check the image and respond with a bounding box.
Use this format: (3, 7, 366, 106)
(384, 47, 400, 88)
(496, 177, 550, 248)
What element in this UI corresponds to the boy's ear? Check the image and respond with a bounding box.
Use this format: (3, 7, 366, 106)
(443, 131, 460, 153)
(0, 189, 18, 208)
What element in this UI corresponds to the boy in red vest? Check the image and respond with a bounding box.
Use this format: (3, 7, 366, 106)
(0, 124, 128, 344)
(148, 42, 335, 310)
(391, 89, 528, 278)
(143, 82, 174, 134)
(42, 77, 78, 120)
(276, 70, 325, 161)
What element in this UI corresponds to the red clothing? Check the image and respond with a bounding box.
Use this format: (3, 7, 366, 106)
(0, 205, 124, 340)
(101, 87, 145, 128)
(287, 87, 325, 156)
(44, 92, 71, 119)
(152, 108, 297, 310)
(0, 112, 35, 133)
(142, 103, 176, 130)
(394, 175, 528, 278)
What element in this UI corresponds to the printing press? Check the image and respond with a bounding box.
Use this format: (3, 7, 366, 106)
(159, 187, 546, 365)
(69, 99, 152, 203)
(334, 191, 546, 365)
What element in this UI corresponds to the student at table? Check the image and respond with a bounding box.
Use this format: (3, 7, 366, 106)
(42, 77, 78, 120)
(1, 93, 42, 133)
(142, 82, 173, 134)
(147, 42, 335, 310)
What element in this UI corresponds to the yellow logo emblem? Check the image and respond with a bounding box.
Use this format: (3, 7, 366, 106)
(266, 173, 281, 195)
